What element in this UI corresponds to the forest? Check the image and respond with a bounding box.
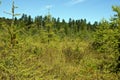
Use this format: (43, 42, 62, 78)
(0, 0, 120, 80)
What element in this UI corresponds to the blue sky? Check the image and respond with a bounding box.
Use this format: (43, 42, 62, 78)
(0, 0, 120, 23)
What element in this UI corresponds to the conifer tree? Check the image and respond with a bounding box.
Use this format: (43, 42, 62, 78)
(3, 0, 20, 47)
(44, 13, 54, 43)
(56, 17, 60, 30)
(93, 6, 120, 72)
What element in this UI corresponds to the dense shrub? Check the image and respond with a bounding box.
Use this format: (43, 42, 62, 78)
(92, 9, 120, 72)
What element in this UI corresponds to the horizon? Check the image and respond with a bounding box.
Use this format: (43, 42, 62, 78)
(0, 0, 120, 23)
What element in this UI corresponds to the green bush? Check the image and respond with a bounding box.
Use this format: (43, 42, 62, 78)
(92, 19, 120, 72)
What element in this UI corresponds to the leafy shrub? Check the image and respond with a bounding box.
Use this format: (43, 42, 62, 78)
(92, 19, 120, 72)
(62, 46, 84, 64)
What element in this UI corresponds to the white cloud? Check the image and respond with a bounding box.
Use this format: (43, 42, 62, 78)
(40, 5, 53, 12)
(45, 5, 53, 10)
(66, 0, 86, 6)
(72, 0, 85, 4)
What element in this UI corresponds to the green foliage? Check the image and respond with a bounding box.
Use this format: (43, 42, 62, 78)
(1, 1, 120, 79)
(62, 40, 85, 64)
(92, 6, 120, 72)
(93, 20, 118, 53)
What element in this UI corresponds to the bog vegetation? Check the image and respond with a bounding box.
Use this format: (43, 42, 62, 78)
(0, 1, 120, 80)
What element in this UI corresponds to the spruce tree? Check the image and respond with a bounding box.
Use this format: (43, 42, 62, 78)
(3, 0, 20, 47)
(93, 6, 120, 72)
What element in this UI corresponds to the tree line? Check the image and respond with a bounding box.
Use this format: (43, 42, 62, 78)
(0, 14, 99, 36)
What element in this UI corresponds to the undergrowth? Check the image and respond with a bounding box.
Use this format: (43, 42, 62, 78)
(0, 33, 119, 80)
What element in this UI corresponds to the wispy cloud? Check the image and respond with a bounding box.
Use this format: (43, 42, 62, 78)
(66, 0, 86, 6)
(45, 5, 53, 10)
(40, 4, 53, 11)
(72, 0, 85, 5)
